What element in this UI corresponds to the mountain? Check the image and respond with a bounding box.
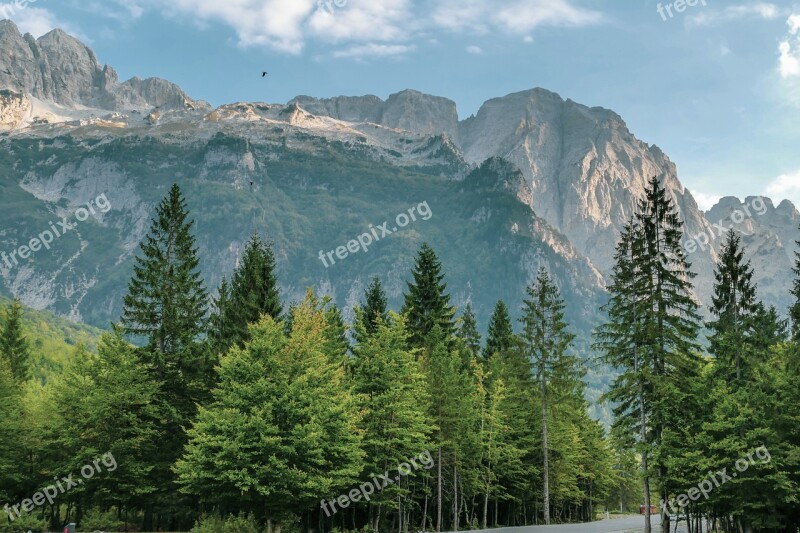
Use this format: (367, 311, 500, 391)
(0, 20, 797, 354)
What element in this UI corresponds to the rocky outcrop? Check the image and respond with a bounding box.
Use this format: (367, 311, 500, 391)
(290, 89, 460, 142)
(0, 89, 30, 129)
(0, 20, 201, 111)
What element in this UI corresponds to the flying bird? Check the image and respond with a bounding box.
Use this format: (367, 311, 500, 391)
(262, 71, 269, 77)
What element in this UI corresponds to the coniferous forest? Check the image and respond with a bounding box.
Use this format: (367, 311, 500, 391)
(1, 178, 799, 533)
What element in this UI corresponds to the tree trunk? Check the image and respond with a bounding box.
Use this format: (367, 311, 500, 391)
(542, 374, 550, 525)
(437, 446, 443, 532)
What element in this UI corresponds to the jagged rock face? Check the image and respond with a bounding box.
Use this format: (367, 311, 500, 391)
(705, 196, 800, 308)
(0, 89, 30, 129)
(291, 89, 460, 142)
(0, 20, 199, 111)
(290, 94, 385, 123)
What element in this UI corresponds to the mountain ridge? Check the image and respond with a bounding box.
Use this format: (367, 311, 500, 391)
(0, 19, 797, 339)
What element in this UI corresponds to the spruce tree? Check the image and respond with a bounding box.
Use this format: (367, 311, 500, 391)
(483, 300, 514, 361)
(350, 312, 431, 529)
(0, 299, 30, 382)
(361, 276, 389, 337)
(519, 267, 577, 525)
(402, 243, 456, 348)
(456, 303, 481, 359)
(121, 183, 208, 355)
(208, 277, 232, 353)
(595, 177, 702, 533)
(707, 230, 758, 383)
(218, 232, 283, 350)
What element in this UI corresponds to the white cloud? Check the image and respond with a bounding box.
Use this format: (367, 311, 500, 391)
(332, 43, 414, 59)
(466, 45, 483, 54)
(109, 0, 602, 56)
(431, 0, 601, 34)
(779, 13, 800, 79)
(1, 6, 81, 39)
(691, 191, 722, 211)
(687, 3, 781, 27)
(765, 169, 800, 207)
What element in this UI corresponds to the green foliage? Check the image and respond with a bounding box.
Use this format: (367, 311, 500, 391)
(176, 290, 364, 524)
(350, 312, 431, 510)
(0, 512, 48, 533)
(483, 300, 514, 361)
(191, 513, 262, 533)
(456, 303, 481, 359)
(78, 508, 125, 532)
(212, 233, 283, 351)
(0, 299, 29, 382)
(121, 183, 208, 354)
(402, 243, 456, 347)
(359, 276, 388, 338)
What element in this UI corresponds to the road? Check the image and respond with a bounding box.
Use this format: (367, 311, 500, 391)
(450, 515, 681, 533)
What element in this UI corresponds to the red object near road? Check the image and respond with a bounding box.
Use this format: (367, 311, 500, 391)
(640, 504, 658, 514)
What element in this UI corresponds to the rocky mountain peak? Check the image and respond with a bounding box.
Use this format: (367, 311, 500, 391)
(0, 19, 201, 112)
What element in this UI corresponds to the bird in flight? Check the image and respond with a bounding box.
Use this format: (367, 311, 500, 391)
(262, 71, 269, 77)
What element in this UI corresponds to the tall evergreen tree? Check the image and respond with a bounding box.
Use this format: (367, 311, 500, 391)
(520, 268, 577, 525)
(208, 277, 232, 353)
(707, 230, 758, 383)
(121, 183, 208, 355)
(213, 233, 282, 350)
(361, 276, 389, 337)
(0, 299, 30, 382)
(350, 312, 431, 530)
(402, 244, 456, 348)
(456, 303, 481, 359)
(595, 177, 702, 533)
(483, 300, 514, 361)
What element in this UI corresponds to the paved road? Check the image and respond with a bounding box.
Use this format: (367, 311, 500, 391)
(452, 515, 673, 533)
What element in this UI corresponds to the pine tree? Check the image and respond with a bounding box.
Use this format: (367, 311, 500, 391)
(707, 230, 758, 383)
(208, 277, 232, 352)
(350, 312, 431, 529)
(218, 233, 283, 350)
(0, 356, 23, 505)
(121, 183, 208, 355)
(595, 177, 702, 533)
(0, 299, 30, 382)
(483, 300, 514, 361)
(402, 244, 456, 348)
(421, 325, 474, 532)
(520, 267, 577, 525)
(361, 276, 389, 337)
(456, 303, 481, 359)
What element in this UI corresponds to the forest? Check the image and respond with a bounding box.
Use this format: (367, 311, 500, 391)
(0, 178, 798, 533)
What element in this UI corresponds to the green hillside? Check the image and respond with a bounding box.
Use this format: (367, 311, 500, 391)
(0, 295, 105, 382)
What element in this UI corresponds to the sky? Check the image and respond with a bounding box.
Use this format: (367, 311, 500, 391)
(4, 0, 800, 210)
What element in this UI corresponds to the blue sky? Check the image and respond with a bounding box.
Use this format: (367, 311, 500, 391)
(5, 0, 800, 209)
